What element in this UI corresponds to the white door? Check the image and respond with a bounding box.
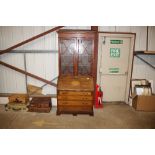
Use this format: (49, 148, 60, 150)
(98, 35, 133, 102)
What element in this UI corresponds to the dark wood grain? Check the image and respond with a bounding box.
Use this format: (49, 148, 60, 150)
(28, 97, 52, 113)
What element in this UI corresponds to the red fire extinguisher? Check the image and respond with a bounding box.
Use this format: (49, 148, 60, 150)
(95, 84, 103, 108)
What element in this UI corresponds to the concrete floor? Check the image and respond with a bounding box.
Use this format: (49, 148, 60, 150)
(0, 103, 155, 129)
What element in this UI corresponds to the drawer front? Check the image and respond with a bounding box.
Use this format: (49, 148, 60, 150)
(59, 91, 92, 96)
(30, 103, 50, 108)
(58, 106, 92, 112)
(58, 95, 93, 101)
(28, 106, 51, 113)
(58, 100, 93, 106)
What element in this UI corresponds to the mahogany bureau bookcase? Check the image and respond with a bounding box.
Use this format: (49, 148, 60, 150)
(57, 30, 97, 115)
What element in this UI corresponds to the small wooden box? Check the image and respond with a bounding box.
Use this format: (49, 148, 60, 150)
(28, 97, 52, 113)
(8, 94, 29, 104)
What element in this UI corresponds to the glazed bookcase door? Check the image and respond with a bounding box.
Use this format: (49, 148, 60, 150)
(59, 38, 76, 75)
(78, 39, 93, 75)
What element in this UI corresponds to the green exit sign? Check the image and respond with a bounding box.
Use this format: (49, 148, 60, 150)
(110, 48, 120, 57)
(110, 40, 123, 44)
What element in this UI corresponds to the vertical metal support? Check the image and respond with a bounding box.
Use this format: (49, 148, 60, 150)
(146, 26, 149, 51)
(23, 52, 29, 95)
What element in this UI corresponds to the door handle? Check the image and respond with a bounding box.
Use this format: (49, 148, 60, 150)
(102, 36, 106, 44)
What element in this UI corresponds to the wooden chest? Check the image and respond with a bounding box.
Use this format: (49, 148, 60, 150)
(8, 94, 29, 104)
(28, 97, 52, 113)
(57, 76, 94, 115)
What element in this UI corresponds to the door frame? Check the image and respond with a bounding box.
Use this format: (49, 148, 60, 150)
(97, 32, 136, 104)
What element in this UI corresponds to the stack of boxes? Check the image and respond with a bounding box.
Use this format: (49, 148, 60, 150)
(6, 94, 29, 111)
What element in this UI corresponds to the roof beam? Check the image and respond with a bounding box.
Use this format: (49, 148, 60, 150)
(135, 55, 155, 70)
(0, 26, 64, 55)
(91, 26, 98, 31)
(0, 61, 57, 87)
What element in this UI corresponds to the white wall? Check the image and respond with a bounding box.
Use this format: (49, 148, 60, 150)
(133, 55, 155, 93)
(148, 26, 155, 51)
(0, 26, 90, 95)
(99, 26, 148, 51)
(0, 26, 155, 96)
(26, 53, 58, 95)
(0, 53, 26, 93)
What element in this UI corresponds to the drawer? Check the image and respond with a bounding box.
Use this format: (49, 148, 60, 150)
(58, 106, 93, 112)
(58, 95, 93, 100)
(59, 91, 92, 96)
(30, 103, 50, 108)
(58, 100, 93, 106)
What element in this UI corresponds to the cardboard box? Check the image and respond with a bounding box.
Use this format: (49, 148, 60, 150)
(134, 85, 152, 96)
(28, 84, 42, 95)
(131, 79, 150, 94)
(132, 95, 155, 112)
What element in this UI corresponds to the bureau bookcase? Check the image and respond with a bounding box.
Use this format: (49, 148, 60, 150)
(57, 30, 97, 115)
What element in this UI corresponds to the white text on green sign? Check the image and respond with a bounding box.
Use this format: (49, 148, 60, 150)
(109, 68, 119, 73)
(110, 40, 123, 44)
(110, 48, 120, 57)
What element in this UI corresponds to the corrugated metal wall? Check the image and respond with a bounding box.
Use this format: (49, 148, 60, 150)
(133, 55, 155, 93)
(0, 26, 59, 94)
(0, 26, 155, 95)
(99, 26, 148, 51)
(131, 27, 155, 93)
(0, 26, 90, 94)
